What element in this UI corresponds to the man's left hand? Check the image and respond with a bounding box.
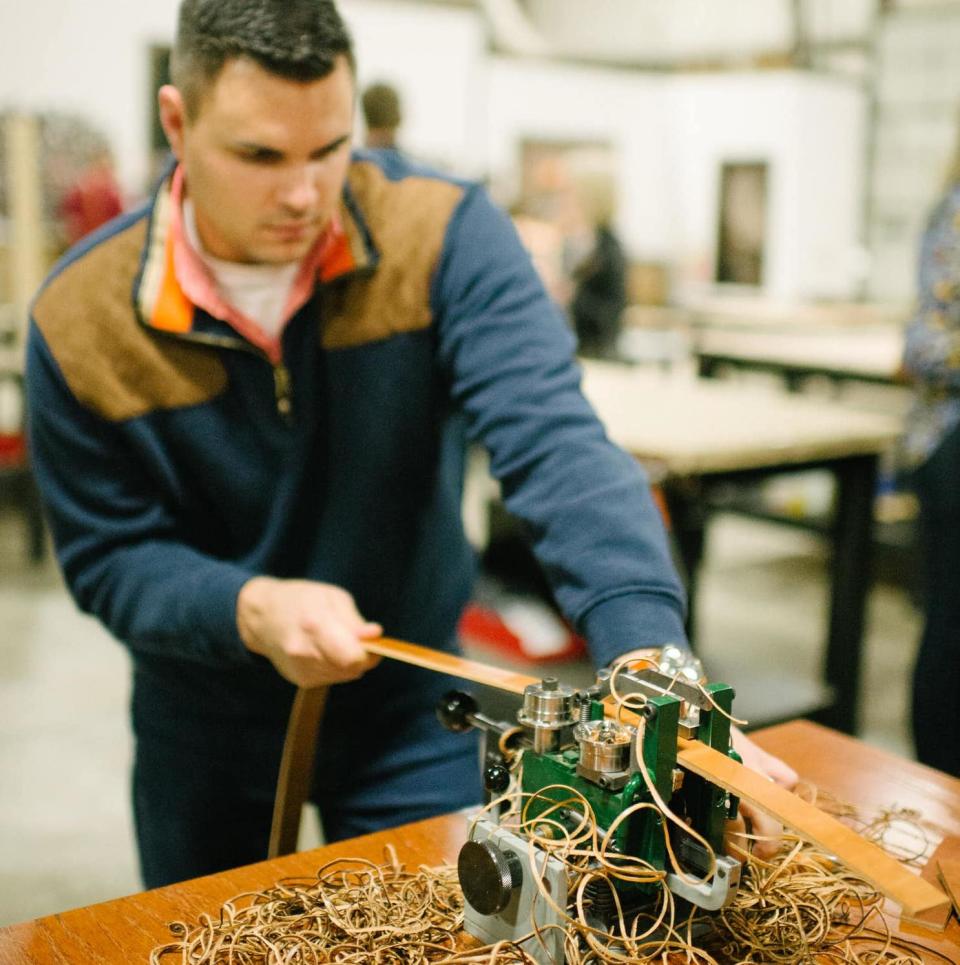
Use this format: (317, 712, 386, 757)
(726, 726, 799, 860)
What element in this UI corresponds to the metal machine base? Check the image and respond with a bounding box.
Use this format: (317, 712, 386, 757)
(462, 813, 569, 965)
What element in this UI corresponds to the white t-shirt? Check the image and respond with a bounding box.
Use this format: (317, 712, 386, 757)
(183, 199, 299, 340)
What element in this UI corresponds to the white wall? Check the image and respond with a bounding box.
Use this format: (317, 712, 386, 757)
(0, 0, 181, 195)
(791, 75, 866, 298)
(485, 60, 866, 300)
(668, 72, 865, 300)
(484, 58, 675, 256)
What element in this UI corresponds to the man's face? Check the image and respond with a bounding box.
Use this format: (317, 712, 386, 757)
(159, 55, 354, 265)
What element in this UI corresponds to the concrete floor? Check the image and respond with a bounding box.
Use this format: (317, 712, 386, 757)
(0, 505, 921, 928)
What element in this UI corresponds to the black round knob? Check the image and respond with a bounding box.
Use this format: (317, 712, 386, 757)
(436, 691, 478, 732)
(484, 763, 511, 795)
(458, 840, 523, 915)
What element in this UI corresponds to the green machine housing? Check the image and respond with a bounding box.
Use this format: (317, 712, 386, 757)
(520, 681, 740, 907)
(439, 659, 744, 925)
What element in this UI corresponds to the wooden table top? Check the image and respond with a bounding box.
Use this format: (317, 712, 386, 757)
(686, 296, 907, 331)
(695, 325, 905, 381)
(581, 361, 902, 476)
(1, 720, 957, 963)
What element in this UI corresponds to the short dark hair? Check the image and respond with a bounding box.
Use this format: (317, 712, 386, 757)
(172, 0, 354, 116)
(362, 82, 402, 130)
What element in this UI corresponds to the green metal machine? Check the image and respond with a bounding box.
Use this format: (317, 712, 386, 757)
(438, 648, 743, 964)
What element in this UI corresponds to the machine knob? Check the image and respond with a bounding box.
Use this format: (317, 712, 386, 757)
(458, 840, 523, 915)
(484, 763, 511, 795)
(436, 691, 478, 732)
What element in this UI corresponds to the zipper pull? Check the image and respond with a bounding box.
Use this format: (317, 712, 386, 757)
(273, 362, 293, 422)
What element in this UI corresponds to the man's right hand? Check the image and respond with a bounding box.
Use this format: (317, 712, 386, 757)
(237, 577, 383, 687)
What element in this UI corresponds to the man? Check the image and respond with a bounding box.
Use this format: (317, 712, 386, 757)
(27, 0, 793, 888)
(361, 81, 403, 151)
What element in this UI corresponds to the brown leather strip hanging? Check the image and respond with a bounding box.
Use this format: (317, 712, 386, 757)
(268, 685, 329, 858)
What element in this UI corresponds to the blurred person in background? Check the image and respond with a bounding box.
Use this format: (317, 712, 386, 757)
(59, 142, 124, 246)
(902, 141, 960, 777)
(569, 170, 627, 359)
(509, 200, 570, 307)
(361, 81, 402, 153)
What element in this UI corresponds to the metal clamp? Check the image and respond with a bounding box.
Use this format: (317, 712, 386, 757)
(665, 854, 741, 911)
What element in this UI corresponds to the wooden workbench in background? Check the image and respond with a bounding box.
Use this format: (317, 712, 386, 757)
(695, 324, 906, 388)
(1, 721, 957, 963)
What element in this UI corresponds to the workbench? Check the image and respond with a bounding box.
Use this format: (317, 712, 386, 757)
(580, 361, 903, 734)
(694, 324, 906, 389)
(1, 721, 956, 963)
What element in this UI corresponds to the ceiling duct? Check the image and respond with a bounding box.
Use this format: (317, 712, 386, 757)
(478, 0, 553, 57)
(468, 0, 875, 72)
(520, 0, 795, 66)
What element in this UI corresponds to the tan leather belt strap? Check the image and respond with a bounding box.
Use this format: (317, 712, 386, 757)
(675, 735, 951, 921)
(364, 638, 537, 694)
(269, 685, 328, 858)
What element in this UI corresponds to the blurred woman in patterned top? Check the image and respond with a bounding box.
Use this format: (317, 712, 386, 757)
(902, 144, 960, 777)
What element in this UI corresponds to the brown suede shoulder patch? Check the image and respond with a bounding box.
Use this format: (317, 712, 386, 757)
(322, 162, 465, 349)
(33, 219, 227, 423)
